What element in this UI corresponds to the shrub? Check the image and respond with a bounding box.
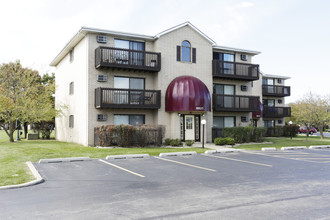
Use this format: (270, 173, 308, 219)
(214, 137, 235, 145)
(252, 127, 267, 142)
(224, 127, 254, 143)
(115, 124, 135, 147)
(94, 124, 165, 147)
(185, 140, 194, 146)
(170, 138, 182, 146)
(164, 138, 172, 146)
(283, 124, 299, 137)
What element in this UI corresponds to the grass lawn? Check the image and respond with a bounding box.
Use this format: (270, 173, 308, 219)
(0, 130, 207, 187)
(235, 136, 330, 151)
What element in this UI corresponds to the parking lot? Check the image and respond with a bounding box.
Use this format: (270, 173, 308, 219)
(2, 149, 330, 219)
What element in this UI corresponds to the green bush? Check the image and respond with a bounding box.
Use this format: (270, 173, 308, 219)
(164, 138, 172, 146)
(252, 127, 267, 142)
(223, 126, 267, 143)
(185, 140, 194, 146)
(214, 137, 235, 145)
(170, 138, 182, 146)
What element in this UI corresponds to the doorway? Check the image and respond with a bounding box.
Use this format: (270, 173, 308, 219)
(180, 114, 200, 142)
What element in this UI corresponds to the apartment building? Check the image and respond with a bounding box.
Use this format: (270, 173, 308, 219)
(50, 22, 291, 146)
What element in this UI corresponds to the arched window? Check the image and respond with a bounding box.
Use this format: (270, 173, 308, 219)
(181, 40, 191, 62)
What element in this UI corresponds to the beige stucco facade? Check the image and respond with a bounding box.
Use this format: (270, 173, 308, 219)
(52, 22, 290, 146)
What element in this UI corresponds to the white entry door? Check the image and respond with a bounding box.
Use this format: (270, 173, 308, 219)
(185, 115, 195, 140)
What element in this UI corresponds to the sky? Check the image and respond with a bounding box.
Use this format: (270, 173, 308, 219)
(0, 0, 329, 103)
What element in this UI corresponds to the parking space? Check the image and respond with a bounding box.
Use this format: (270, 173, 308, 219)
(3, 150, 330, 219)
(247, 149, 330, 164)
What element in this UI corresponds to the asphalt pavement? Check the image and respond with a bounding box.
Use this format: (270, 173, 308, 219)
(2, 149, 330, 219)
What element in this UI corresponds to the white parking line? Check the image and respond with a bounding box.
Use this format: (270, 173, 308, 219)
(154, 157, 217, 172)
(245, 151, 328, 164)
(202, 154, 273, 167)
(99, 159, 145, 178)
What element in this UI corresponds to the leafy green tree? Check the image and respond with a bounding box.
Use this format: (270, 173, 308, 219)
(291, 92, 330, 139)
(0, 60, 60, 142)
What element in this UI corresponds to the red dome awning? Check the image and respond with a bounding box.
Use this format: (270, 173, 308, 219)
(165, 76, 211, 112)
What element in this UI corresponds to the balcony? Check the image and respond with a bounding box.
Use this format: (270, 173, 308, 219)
(263, 106, 291, 118)
(95, 47, 161, 72)
(262, 85, 291, 97)
(212, 60, 259, 81)
(213, 94, 260, 112)
(95, 87, 161, 109)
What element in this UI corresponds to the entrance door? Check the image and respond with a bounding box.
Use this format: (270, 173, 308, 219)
(185, 115, 195, 140)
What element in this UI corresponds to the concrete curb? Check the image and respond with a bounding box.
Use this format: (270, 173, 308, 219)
(159, 151, 197, 157)
(39, 157, 91, 163)
(281, 146, 307, 150)
(309, 145, 330, 149)
(262, 147, 277, 151)
(204, 149, 239, 155)
(0, 162, 44, 190)
(106, 154, 150, 160)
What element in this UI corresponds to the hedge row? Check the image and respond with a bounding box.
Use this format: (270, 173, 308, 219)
(267, 125, 299, 137)
(95, 124, 165, 147)
(222, 126, 268, 143)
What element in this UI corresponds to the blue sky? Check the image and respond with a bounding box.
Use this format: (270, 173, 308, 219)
(1, 0, 329, 103)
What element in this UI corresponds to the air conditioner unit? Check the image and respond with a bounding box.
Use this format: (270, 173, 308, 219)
(241, 116, 248, 122)
(241, 85, 248, 91)
(241, 54, 248, 61)
(96, 35, 107, 43)
(97, 75, 107, 82)
(97, 114, 107, 121)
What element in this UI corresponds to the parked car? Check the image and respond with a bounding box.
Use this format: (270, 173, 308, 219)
(299, 127, 317, 135)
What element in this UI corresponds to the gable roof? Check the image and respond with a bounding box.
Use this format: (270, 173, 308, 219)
(50, 22, 261, 66)
(155, 21, 217, 45)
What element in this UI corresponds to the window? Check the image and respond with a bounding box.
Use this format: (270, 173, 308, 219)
(181, 41, 191, 62)
(278, 99, 283, 104)
(278, 119, 283, 124)
(264, 120, 275, 128)
(69, 48, 74, 62)
(213, 52, 235, 74)
(177, 41, 196, 63)
(69, 115, 74, 128)
(263, 99, 275, 107)
(114, 76, 145, 89)
(97, 114, 107, 121)
(69, 82, 74, 95)
(114, 76, 145, 105)
(213, 116, 235, 128)
(262, 78, 274, 85)
(114, 39, 145, 66)
(213, 84, 235, 95)
(114, 115, 145, 126)
(213, 84, 235, 108)
(278, 79, 283, 84)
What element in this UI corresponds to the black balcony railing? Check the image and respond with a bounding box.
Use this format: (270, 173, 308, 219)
(95, 88, 161, 109)
(212, 128, 224, 141)
(263, 106, 291, 118)
(262, 85, 291, 97)
(95, 47, 161, 72)
(213, 94, 260, 112)
(212, 60, 259, 81)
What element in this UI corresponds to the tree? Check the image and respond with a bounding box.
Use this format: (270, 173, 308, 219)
(291, 92, 330, 139)
(0, 60, 59, 142)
